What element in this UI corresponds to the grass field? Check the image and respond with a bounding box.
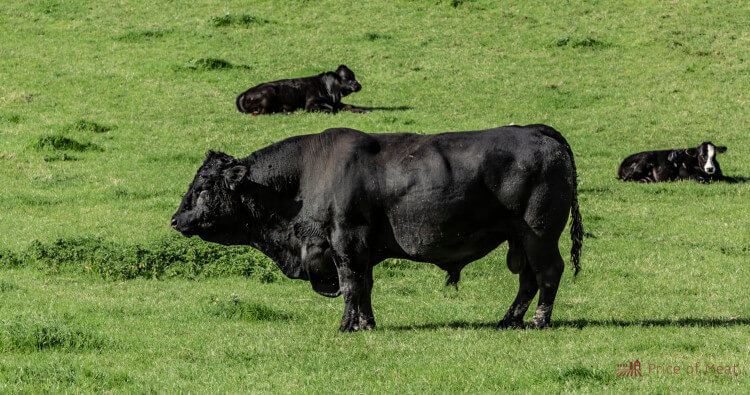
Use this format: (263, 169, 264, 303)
(0, 0, 748, 392)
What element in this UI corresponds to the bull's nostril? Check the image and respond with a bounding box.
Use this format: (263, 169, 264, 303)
(170, 217, 178, 228)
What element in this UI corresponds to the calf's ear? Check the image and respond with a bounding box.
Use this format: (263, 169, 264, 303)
(223, 165, 248, 191)
(685, 148, 698, 157)
(716, 146, 727, 153)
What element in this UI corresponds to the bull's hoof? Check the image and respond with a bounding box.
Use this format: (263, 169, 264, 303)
(359, 315, 376, 330)
(527, 320, 550, 330)
(497, 318, 524, 330)
(338, 315, 361, 332)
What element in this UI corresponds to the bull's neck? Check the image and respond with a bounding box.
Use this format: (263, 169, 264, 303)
(239, 135, 307, 193)
(238, 135, 311, 278)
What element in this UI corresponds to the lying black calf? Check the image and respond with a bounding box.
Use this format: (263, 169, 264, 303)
(618, 141, 736, 183)
(235, 65, 370, 115)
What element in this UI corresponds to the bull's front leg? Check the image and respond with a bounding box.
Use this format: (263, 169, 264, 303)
(334, 260, 375, 332)
(331, 226, 375, 332)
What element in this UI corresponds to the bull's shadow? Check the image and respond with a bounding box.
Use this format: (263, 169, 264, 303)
(384, 317, 748, 331)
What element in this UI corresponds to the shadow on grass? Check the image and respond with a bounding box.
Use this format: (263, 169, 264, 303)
(358, 105, 413, 112)
(384, 317, 748, 331)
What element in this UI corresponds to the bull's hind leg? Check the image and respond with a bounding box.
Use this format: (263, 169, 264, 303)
(524, 237, 564, 329)
(498, 265, 538, 329)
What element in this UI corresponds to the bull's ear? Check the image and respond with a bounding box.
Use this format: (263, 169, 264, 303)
(716, 146, 727, 153)
(223, 165, 248, 191)
(685, 148, 698, 157)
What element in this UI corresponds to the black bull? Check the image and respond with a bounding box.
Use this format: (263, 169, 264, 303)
(171, 125, 583, 331)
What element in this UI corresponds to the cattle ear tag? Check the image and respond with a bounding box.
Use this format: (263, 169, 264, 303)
(224, 165, 248, 191)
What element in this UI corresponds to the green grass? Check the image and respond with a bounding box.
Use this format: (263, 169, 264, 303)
(0, 0, 748, 392)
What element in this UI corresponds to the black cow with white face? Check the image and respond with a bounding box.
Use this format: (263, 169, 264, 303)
(172, 125, 583, 331)
(618, 142, 736, 183)
(235, 65, 370, 115)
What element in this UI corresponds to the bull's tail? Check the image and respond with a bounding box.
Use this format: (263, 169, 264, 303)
(236, 92, 248, 113)
(532, 124, 583, 276)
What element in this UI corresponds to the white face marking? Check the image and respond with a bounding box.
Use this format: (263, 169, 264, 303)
(704, 145, 716, 174)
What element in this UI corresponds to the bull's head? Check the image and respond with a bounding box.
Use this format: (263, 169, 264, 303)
(171, 151, 252, 245)
(172, 151, 340, 296)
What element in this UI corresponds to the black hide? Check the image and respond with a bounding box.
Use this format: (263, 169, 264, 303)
(235, 65, 370, 115)
(173, 125, 583, 331)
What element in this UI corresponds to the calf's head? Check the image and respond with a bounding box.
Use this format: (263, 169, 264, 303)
(171, 151, 252, 244)
(685, 142, 727, 175)
(335, 65, 362, 96)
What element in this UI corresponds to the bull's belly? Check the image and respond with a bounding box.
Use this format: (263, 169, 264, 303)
(386, 202, 511, 265)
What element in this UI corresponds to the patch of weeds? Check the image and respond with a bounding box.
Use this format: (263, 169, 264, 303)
(0, 249, 22, 268)
(116, 28, 171, 42)
(364, 32, 392, 41)
(0, 113, 21, 123)
(0, 316, 106, 352)
(63, 119, 112, 133)
(209, 14, 268, 27)
(15, 235, 279, 281)
(43, 152, 78, 162)
(175, 58, 249, 71)
(445, 0, 473, 7)
(0, 280, 19, 292)
(0, 363, 131, 389)
(719, 245, 747, 257)
(555, 36, 609, 49)
(204, 295, 290, 321)
(32, 134, 102, 152)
